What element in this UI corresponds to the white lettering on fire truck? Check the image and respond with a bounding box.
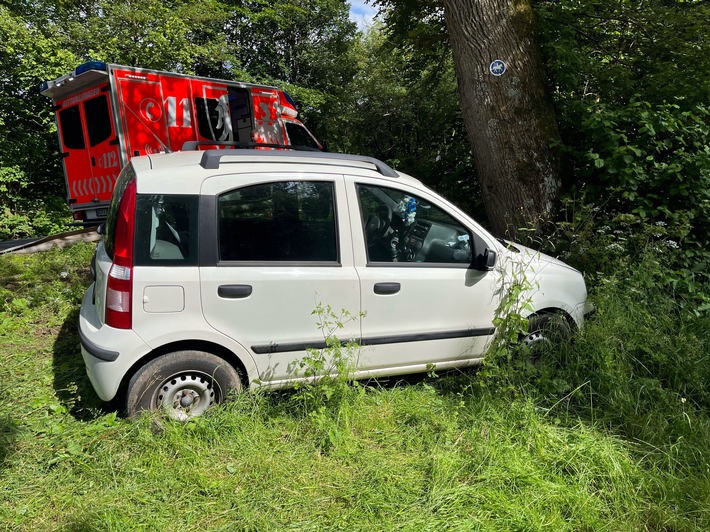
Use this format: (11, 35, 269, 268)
(97, 151, 119, 169)
(62, 87, 101, 108)
(166, 96, 191, 128)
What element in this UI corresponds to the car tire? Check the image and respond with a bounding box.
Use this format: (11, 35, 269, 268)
(521, 313, 572, 352)
(126, 350, 242, 420)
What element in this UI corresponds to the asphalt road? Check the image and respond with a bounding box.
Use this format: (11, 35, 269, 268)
(0, 237, 42, 252)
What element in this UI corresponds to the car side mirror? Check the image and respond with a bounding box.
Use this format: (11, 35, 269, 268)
(484, 248, 496, 268)
(473, 247, 496, 271)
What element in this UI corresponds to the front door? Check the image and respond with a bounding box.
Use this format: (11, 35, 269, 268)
(348, 180, 499, 373)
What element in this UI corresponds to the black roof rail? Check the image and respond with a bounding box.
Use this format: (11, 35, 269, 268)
(181, 140, 321, 152)
(196, 148, 400, 177)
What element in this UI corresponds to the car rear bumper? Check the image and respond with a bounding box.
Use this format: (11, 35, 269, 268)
(79, 285, 151, 401)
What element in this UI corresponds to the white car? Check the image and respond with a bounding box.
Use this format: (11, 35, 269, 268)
(79, 149, 592, 419)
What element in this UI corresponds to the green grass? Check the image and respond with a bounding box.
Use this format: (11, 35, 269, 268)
(1, 243, 709, 530)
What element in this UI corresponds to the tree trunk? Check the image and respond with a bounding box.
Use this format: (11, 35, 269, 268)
(442, 0, 560, 238)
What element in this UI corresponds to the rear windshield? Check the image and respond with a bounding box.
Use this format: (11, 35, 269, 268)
(84, 95, 112, 147)
(58, 105, 85, 150)
(104, 163, 136, 259)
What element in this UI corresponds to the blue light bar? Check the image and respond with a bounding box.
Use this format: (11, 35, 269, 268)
(282, 91, 298, 110)
(75, 61, 107, 76)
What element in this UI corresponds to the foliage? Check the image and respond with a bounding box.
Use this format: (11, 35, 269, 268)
(531, 252, 710, 528)
(0, 166, 72, 239)
(476, 249, 538, 393)
(537, 0, 710, 108)
(226, 0, 357, 90)
(549, 99, 710, 276)
(286, 302, 365, 451)
(0, 6, 77, 238)
(535, 0, 710, 295)
(339, 24, 482, 216)
(290, 303, 363, 414)
(65, 0, 235, 74)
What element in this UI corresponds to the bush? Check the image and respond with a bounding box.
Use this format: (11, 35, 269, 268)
(0, 166, 72, 240)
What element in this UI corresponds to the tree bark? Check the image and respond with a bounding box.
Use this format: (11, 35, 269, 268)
(442, 0, 560, 238)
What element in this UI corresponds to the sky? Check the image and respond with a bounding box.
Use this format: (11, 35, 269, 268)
(348, 1, 378, 31)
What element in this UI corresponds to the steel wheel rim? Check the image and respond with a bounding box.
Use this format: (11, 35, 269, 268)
(154, 371, 221, 420)
(522, 330, 552, 349)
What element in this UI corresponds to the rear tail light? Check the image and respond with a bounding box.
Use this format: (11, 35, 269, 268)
(105, 179, 137, 329)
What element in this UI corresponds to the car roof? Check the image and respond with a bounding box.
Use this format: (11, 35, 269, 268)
(131, 149, 423, 195)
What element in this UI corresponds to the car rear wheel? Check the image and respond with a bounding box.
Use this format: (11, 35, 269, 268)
(126, 350, 242, 420)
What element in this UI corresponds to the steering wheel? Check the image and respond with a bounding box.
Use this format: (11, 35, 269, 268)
(368, 205, 392, 239)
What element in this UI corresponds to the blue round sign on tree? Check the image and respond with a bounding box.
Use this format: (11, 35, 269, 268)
(489, 59, 506, 76)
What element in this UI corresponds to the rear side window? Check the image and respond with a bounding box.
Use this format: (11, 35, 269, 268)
(58, 105, 85, 149)
(134, 195, 199, 266)
(218, 181, 337, 262)
(195, 97, 231, 141)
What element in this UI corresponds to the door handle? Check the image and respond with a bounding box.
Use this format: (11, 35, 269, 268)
(374, 282, 400, 295)
(218, 284, 253, 299)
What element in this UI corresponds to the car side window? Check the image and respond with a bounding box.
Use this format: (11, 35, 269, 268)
(285, 122, 320, 150)
(357, 184, 472, 264)
(195, 96, 232, 141)
(218, 181, 338, 262)
(134, 195, 199, 266)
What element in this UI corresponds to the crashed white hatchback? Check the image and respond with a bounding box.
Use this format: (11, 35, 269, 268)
(79, 149, 593, 418)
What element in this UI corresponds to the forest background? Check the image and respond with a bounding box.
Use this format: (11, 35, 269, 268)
(1, 0, 710, 528)
(1, 0, 709, 297)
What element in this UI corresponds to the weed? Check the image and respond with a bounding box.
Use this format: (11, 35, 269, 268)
(289, 302, 365, 452)
(476, 244, 541, 394)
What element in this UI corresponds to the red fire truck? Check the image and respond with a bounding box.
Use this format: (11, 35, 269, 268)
(40, 61, 323, 224)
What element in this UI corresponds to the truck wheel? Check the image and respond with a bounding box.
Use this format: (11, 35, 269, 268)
(126, 350, 242, 420)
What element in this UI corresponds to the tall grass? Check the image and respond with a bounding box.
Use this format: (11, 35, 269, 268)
(1, 242, 709, 529)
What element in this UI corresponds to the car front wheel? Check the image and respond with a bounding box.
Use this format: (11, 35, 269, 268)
(126, 350, 242, 420)
(521, 313, 572, 352)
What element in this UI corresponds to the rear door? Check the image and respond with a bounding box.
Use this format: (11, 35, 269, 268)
(198, 173, 360, 384)
(56, 95, 92, 206)
(56, 84, 120, 214)
(84, 90, 120, 209)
